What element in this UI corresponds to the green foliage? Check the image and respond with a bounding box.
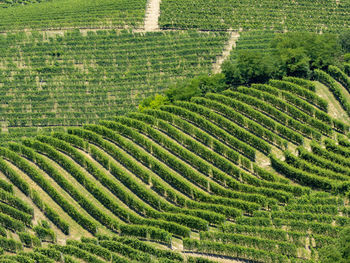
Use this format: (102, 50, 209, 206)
(139, 94, 169, 112)
(339, 30, 350, 53)
(0, 0, 147, 29)
(0, 237, 22, 253)
(142, 74, 228, 104)
(319, 227, 350, 263)
(222, 50, 282, 85)
(225, 32, 344, 85)
(34, 221, 56, 243)
(159, 0, 350, 32)
(18, 232, 41, 248)
(271, 32, 342, 72)
(0, 30, 227, 144)
(314, 69, 350, 117)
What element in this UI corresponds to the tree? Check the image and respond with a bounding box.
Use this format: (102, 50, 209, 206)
(339, 30, 350, 53)
(271, 32, 342, 73)
(222, 50, 283, 85)
(166, 74, 227, 102)
(138, 94, 169, 111)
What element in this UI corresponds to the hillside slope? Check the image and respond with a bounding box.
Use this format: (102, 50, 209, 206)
(0, 77, 349, 262)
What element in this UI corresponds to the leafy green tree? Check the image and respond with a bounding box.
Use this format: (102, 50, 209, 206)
(339, 30, 350, 53)
(138, 94, 169, 111)
(222, 50, 283, 85)
(166, 74, 227, 102)
(271, 32, 342, 72)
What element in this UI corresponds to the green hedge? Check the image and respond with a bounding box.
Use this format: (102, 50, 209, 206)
(0, 236, 22, 253)
(282, 76, 316, 91)
(174, 100, 271, 154)
(110, 118, 279, 206)
(298, 147, 350, 177)
(18, 232, 41, 248)
(190, 96, 287, 149)
(237, 85, 332, 135)
(37, 134, 209, 232)
(199, 231, 298, 257)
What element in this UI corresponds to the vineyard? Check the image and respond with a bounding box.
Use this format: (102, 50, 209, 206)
(0, 74, 349, 262)
(0, 0, 51, 8)
(0, 0, 349, 262)
(0, 0, 148, 30)
(159, 0, 350, 32)
(0, 30, 227, 143)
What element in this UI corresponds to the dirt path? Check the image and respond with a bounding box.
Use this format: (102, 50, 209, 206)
(144, 0, 161, 32)
(213, 31, 239, 74)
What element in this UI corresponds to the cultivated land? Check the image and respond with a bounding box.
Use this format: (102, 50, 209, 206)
(0, 1, 349, 263)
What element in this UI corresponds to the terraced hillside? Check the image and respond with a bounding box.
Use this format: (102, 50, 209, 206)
(0, 0, 148, 30)
(159, 0, 350, 32)
(0, 0, 349, 262)
(0, 74, 349, 262)
(0, 30, 227, 143)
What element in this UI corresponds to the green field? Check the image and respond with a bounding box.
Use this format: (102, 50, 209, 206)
(0, 0, 349, 262)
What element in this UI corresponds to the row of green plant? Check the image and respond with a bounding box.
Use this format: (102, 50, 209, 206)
(160, 103, 256, 160)
(324, 138, 350, 159)
(83, 124, 263, 213)
(105, 117, 298, 202)
(183, 238, 290, 263)
(204, 93, 304, 144)
(0, 0, 146, 30)
(310, 141, 350, 168)
(66, 127, 242, 219)
(284, 151, 350, 182)
(0, 30, 227, 144)
(236, 85, 332, 136)
(251, 83, 349, 133)
(268, 80, 328, 111)
(219, 223, 307, 247)
(20, 138, 190, 237)
(35, 134, 211, 231)
(0, 146, 98, 234)
(159, 0, 349, 32)
(0, 157, 70, 234)
(172, 100, 272, 154)
(270, 154, 349, 193)
(111, 117, 289, 204)
(190, 96, 288, 149)
(223, 90, 322, 140)
(126, 111, 306, 196)
(199, 231, 299, 257)
(297, 147, 350, 178)
(314, 69, 350, 117)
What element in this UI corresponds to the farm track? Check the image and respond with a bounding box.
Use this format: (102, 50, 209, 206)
(213, 32, 240, 74)
(144, 0, 161, 32)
